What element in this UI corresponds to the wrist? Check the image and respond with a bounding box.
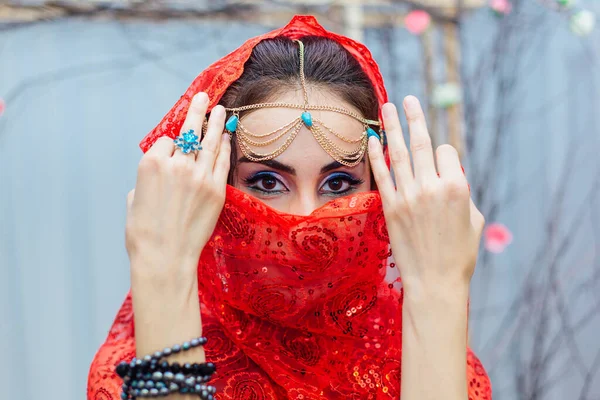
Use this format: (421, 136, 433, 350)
(130, 255, 200, 297)
(402, 278, 470, 311)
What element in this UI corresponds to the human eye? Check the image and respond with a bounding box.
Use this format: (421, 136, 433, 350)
(243, 171, 289, 196)
(319, 172, 364, 197)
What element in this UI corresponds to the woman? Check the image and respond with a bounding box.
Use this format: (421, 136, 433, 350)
(88, 16, 491, 399)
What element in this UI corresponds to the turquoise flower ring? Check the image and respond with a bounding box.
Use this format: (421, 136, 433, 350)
(174, 129, 202, 154)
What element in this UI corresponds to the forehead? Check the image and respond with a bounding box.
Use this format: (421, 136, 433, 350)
(236, 88, 367, 164)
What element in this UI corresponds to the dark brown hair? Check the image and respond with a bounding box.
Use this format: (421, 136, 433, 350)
(218, 35, 379, 183)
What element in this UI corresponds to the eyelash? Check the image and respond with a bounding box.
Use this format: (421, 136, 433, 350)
(243, 171, 364, 197)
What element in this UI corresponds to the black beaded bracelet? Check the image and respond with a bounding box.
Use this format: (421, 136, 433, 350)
(115, 336, 217, 399)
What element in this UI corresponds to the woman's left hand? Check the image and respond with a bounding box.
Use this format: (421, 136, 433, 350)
(368, 96, 485, 300)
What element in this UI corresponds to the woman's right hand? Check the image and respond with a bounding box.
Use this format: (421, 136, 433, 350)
(125, 92, 231, 286)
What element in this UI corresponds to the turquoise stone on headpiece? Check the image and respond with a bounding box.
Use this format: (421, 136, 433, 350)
(225, 115, 239, 133)
(366, 126, 380, 141)
(301, 111, 313, 127)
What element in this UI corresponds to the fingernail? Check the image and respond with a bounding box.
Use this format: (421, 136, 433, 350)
(366, 126, 380, 141)
(194, 92, 208, 104)
(211, 105, 225, 116)
(381, 103, 396, 119)
(404, 95, 420, 112)
(368, 135, 379, 152)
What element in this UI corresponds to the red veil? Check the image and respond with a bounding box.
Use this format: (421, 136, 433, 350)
(88, 16, 492, 399)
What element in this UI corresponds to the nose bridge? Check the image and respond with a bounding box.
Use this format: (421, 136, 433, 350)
(291, 188, 319, 216)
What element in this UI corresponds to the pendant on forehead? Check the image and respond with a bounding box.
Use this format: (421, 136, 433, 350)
(301, 111, 313, 127)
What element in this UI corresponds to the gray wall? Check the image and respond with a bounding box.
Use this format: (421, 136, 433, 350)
(1, 8, 599, 399)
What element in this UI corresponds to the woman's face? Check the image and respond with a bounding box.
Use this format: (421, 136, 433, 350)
(231, 88, 373, 215)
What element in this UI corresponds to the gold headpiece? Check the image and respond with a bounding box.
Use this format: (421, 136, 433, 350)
(221, 40, 383, 167)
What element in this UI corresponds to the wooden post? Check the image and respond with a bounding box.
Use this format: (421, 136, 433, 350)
(421, 27, 440, 149)
(442, 22, 465, 159)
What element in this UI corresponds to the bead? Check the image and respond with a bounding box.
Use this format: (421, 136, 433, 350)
(202, 390, 209, 398)
(152, 371, 163, 381)
(185, 376, 196, 386)
(174, 373, 185, 383)
(182, 341, 191, 351)
(155, 381, 166, 389)
(183, 363, 192, 373)
(172, 344, 181, 353)
(149, 388, 159, 396)
(181, 387, 189, 394)
(301, 111, 313, 127)
(145, 380, 155, 389)
(163, 371, 174, 381)
(225, 115, 239, 132)
(132, 389, 140, 397)
(136, 380, 145, 389)
(139, 360, 149, 373)
(162, 347, 172, 357)
(120, 392, 127, 400)
(208, 386, 216, 394)
(143, 355, 152, 363)
(198, 362, 216, 375)
(153, 351, 162, 359)
(140, 388, 149, 396)
(171, 362, 181, 373)
(159, 387, 169, 396)
(190, 338, 199, 347)
(169, 382, 179, 391)
(159, 361, 169, 371)
(198, 337, 207, 345)
(116, 362, 129, 377)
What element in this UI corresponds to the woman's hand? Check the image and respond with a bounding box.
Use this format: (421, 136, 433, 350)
(126, 92, 230, 373)
(368, 96, 485, 299)
(125, 92, 231, 285)
(368, 96, 485, 400)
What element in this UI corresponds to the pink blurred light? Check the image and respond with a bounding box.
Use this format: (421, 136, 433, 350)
(490, 0, 512, 15)
(0, 98, 5, 117)
(484, 223, 513, 253)
(404, 10, 431, 35)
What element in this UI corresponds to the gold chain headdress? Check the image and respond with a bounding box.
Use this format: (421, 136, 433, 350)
(220, 40, 383, 167)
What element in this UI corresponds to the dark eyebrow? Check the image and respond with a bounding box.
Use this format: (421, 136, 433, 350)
(320, 158, 365, 174)
(237, 156, 296, 175)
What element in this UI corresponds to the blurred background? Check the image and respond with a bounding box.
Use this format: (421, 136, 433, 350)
(1, 0, 599, 399)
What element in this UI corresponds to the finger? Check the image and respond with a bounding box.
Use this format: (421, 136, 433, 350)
(198, 105, 226, 170)
(470, 197, 485, 234)
(174, 92, 209, 161)
(381, 103, 414, 190)
(367, 135, 396, 204)
(436, 144, 465, 182)
(403, 96, 437, 182)
(145, 136, 176, 159)
(213, 133, 232, 187)
(126, 189, 135, 211)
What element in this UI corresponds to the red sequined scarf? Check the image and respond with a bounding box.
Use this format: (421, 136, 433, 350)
(88, 15, 491, 400)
